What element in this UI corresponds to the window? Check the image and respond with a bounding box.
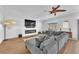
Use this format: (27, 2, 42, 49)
(62, 21, 70, 32)
(63, 21, 69, 28)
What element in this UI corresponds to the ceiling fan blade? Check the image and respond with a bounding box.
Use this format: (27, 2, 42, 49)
(56, 10, 66, 12)
(52, 5, 60, 12)
(55, 5, 60, 10)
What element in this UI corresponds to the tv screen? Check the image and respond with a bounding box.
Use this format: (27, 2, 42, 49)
(25, 19, 36, 28)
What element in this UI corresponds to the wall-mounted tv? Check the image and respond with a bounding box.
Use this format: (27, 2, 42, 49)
(25, 19, 36, 28)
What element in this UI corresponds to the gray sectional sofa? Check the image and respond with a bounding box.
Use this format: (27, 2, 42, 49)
(25, 31, 69, 54)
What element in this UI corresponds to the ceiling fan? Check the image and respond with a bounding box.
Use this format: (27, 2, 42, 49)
(49, 5, 66, 16)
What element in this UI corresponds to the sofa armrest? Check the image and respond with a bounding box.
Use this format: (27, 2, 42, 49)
(26, 41, 43, 54)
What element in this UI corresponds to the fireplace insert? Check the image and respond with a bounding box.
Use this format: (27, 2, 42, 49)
(25, 30, 36, 34)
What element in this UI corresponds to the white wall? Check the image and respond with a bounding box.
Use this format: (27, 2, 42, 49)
(3, 14, 19, 39)
(70, 20, 78, 40)
(0, 6, 4, 41)
(41, 21, 49, 31)
(36, 20, 42, 32)
(5, 19, 41, 38)
(0, 14, 4, 40)
(2, 8, 43, 39)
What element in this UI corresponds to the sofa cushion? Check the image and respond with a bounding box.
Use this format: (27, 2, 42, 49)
(35, 38, 42, 48)
(26, 38, 36, 46)
(40, 35, 55, 53)
(26, 40, 43, 54)
(35, 35, 50, 48)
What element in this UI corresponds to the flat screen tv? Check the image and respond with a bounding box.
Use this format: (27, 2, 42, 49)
(25, 19, 36, 28)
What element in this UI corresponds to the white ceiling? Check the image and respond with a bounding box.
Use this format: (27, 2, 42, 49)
(1, 5, 79, 21)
